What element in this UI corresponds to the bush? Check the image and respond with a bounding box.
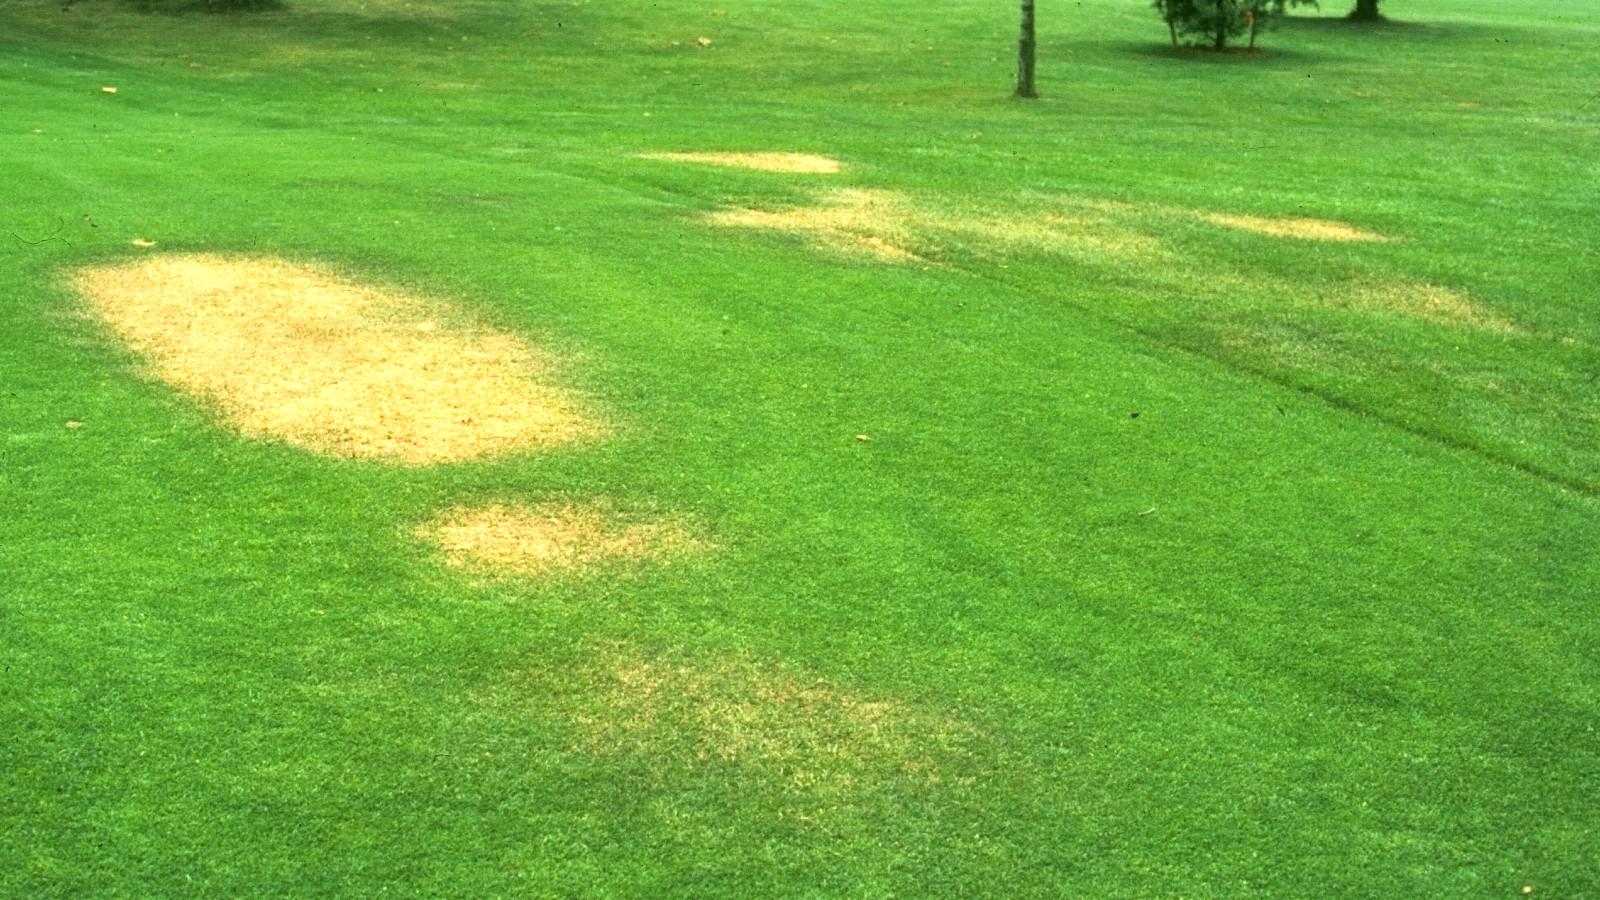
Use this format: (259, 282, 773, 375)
(1154, 0, 1315, 50)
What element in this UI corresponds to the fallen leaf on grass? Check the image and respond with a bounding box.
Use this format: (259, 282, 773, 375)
(100, 86, 118, 94)
(130, 238, 157, 248)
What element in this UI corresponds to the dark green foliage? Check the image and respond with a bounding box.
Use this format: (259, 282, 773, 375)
(1154, 0, 1315, 49)
(1349, 0, 1383, 21)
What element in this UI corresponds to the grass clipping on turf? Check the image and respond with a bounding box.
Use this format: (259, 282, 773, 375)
(416, 501, 708, 576)
(74, 254, 600, 465)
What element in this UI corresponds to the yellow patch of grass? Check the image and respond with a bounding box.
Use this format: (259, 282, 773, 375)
(706, 188, 923, 261)
(707, 188, 1163, 264)
(640, 151, 844, 174)
(1199, 211, 1392, 242)
(416, 501, 707, 576)
(1354, 280, 1519, 333)
(937, 211, 1161, 260)
(74, 254, 600, 465)
(563, 643, 978, 796)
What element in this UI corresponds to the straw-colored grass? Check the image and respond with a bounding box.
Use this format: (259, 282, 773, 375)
(416, 500, 708, 576)
(75, 254, 600, 465)
(640, 151, 843, 174)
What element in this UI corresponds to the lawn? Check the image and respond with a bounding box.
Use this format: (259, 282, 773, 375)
(2, 0, 1597, 894)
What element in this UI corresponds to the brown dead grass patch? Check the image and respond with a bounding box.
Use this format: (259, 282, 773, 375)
(1199, 211, 1391, 242)
(1354, 281, 1519, 333)
(706, 188, 922, 261)
(74, 254, 600, 465)
(563, 643, 979, 796)
(416, 501, 707, 576)
(640, 151, 843, 174)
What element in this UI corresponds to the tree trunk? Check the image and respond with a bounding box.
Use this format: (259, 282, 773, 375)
(1168, 16, 1178, 48)
(1213, 24, 1227, 50)
(1016, 0, 1038, 98)
(1247, 9, 1257, 49)
(1350, 0, 1382, 21)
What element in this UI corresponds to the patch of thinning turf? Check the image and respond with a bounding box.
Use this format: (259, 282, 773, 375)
(73, 254, 601, 465)
(639, 151, 843, 173)
(706, 188, 923, 261)
(1352, 280, 1520, 333)
(705, 188, 1158, 264)
(415, 501, 708, 576)
(1198, 211, 1391, 242)
(928, 209, 1161, 260)
(548, 642, 983, 807)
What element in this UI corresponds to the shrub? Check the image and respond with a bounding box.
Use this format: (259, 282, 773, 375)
(1154, 0, 1315, 50)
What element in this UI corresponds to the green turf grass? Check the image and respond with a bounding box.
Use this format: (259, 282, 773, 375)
(2, 0, 1597, 894)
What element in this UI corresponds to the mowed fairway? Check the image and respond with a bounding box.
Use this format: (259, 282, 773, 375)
(2, 0, 1597, 894)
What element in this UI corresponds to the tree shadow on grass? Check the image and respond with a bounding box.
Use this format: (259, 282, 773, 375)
(1278, 13, 1505, 39)
(123, 0, 285, 12)
(1113, 41, 1331, 67)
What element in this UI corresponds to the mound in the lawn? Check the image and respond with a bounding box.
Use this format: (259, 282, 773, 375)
(74, 254, 600, 464)
(416, 501, 708, 576)
(1198, 211, 1391, 242)
(640, 151, 843, 174)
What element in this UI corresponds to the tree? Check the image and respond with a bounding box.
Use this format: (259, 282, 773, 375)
(1155, 0, 1315, 50)
(1349, 0, 1382, 21)
(1017, 0, 1038, 98)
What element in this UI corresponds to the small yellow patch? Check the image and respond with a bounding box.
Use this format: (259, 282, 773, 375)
(1200, 211, 1391, 242)
(74, 254, 600, 464)
(561, 643, 979, 796)
(706, 188, 1161, 264)
(705, 188, 922, 261)
(1354, 280, 1519, 333)
(935, 210, 1161, 259)
(415, 501, 707, 576)
(640, 151, 843, 174)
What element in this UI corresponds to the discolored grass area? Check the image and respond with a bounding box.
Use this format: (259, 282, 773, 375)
(638, 151, 845, 174)
(1197, 211, 1392, 242)
(706, 188, 926, 261)
(74, 254, 600, 464)
(3, 0, 1598, 896)
(705, 187, 1160, 263)
(1344, 279, 1521, 333)
(416, 501, 708, 576)
(541, 642, 981, 799)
